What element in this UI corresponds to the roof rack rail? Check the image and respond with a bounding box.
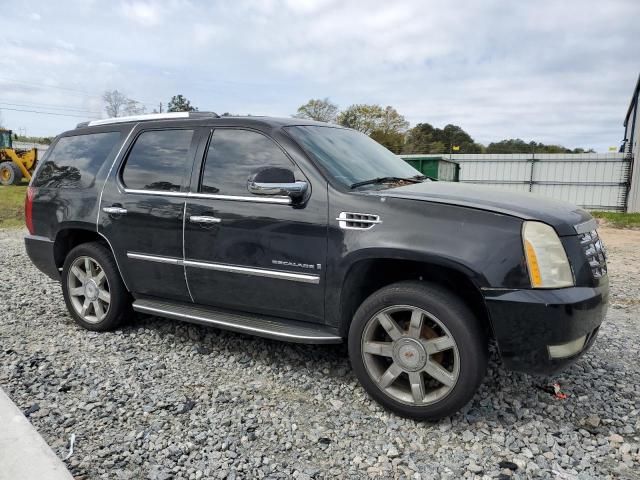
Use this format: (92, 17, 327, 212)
(76, 111, 220, 128)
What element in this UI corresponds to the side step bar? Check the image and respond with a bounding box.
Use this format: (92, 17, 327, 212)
(133, 298, 343, 344)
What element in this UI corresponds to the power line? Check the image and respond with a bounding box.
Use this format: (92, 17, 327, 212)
(0, 101, 101, 115)
(0, 76, 98, 95)
(0, 106, 98, 119)
(0, 76, 158, 108)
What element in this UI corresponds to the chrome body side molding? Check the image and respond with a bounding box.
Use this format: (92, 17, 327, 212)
(126, 252, 320, 284)
(127, 252, 182, 265)
(121, 189, 292, 205)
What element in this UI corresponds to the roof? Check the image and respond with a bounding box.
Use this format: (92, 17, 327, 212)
(624, 73, 640, 127)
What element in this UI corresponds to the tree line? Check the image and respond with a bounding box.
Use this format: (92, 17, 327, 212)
(294, 98, 595, 154)
(102, 90, 197, 117)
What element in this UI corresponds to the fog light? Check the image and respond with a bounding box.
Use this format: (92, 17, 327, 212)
(548, 335, 587, 359)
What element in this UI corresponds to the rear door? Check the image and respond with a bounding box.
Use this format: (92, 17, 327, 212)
(99, 125, 202, 301)
(183, 127, 327, 323)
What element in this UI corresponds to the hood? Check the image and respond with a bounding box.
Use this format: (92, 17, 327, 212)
(367, 181, 591, 236)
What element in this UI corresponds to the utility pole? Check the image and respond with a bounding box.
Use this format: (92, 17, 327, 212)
(159, 102, 163, 113)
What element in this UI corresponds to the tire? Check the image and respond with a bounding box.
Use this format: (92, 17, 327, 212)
(348, 281, 488, 420)
(61, 242, 131, 331)
(0, 162, 22, 185)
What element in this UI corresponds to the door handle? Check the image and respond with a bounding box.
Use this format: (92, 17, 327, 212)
(102, 206, 128, 215)
(189, 215, 221, 224)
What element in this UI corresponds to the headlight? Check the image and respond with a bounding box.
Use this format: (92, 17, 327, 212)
(522, 221, 574, 288)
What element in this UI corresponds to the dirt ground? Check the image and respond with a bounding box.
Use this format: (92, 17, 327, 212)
(598, 227, 640, 309)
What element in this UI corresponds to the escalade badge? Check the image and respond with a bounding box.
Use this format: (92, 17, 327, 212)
(272, 260, 320, 270)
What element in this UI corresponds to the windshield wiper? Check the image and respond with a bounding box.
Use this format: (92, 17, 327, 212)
(350, 176, 424, 189)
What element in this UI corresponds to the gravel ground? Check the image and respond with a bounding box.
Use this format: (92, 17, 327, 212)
(1, 226, 639, 479)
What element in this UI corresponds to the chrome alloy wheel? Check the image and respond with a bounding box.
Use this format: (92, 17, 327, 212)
(361, 305, 460, 406)
(67, 256, 111, 324)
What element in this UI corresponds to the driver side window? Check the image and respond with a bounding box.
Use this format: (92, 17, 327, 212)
(200, 129, 296, 195)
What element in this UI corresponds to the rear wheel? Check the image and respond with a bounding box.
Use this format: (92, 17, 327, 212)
(61, 242, 131, 331)
(349, 281, 488, 420)
(0, 161, 22, 185)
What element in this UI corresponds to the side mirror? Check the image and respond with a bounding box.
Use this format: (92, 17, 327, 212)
(247, 167, 308, 200)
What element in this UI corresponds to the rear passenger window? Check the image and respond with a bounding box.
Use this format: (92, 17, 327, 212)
(32, 132, 121, 188)
(122, 129, 194, 192)
(201, 129, 296, 195)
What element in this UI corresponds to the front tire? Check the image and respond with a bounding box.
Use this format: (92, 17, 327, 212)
(0, 161, 22, 185)
(61, 242, 131, 331)
(348, 281, 488, 420)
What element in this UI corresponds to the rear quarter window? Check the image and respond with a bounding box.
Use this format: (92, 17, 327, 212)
(32, 131, 122, 189)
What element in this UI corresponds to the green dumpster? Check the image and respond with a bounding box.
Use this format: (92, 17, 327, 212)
(400, 155, 460, 182)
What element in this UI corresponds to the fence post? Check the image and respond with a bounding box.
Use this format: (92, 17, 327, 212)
(528, 153, 536, 193)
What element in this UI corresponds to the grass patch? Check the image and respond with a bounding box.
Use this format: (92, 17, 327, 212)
(0, 185, 27, 229)
(591, 211, 640, 229)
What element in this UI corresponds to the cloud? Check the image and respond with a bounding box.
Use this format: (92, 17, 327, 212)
(0, 0, 637, 151)
(120, 1, 164, 26)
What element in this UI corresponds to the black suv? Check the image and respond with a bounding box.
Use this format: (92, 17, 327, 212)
(25, 112, 608, 420)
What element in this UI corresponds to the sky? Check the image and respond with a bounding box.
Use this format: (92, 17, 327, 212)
(0, 0, 638, 151)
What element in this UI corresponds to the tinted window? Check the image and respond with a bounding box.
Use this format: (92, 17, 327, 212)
(284, 126, 420, 187)
(122, 129, 194, 192)
(201, 129, 295, 195)
(32, 132, 121, 188)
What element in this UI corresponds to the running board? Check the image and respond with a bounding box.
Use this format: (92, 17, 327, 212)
(132, 299, 343, 344)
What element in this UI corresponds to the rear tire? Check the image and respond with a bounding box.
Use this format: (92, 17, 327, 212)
(0, 162, 22, 185)
(348, 281, 488, 420)
(61, 242, 131, 331)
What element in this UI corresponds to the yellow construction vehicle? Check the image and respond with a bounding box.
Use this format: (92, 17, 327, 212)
(0, 129, 38, 185)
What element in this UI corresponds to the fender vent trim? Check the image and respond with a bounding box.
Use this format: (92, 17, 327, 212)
(336, 212, 382, 230)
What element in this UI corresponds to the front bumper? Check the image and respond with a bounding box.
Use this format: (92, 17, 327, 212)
(484, 277, 608, 375)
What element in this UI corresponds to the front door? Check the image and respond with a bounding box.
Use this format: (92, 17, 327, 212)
(184, 128, 327, 323)
(100, 126, 201, 302)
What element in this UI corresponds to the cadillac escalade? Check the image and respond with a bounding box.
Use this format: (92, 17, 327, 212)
(24, 112, 608, 420)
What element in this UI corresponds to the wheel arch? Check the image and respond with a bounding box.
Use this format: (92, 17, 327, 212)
(53, 227, 129, 291)
(337, 252, 493, 339)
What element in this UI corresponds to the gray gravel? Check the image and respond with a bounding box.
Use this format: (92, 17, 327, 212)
(1, 227, 639, 479)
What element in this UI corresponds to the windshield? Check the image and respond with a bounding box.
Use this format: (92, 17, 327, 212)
(284, 126, 421, 188)
(0, 131, 11, 149)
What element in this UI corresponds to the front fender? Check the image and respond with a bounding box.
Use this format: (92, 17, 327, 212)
(324, 194, 529, 328)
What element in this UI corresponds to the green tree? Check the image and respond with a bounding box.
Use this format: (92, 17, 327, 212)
(485, 139, 531, 153)
(168, 94, 197, 112)
(294, 98, 339, 123)
(370, 130, 406, 153)
(440, 124, 482, 153)
(379, 106, 409, 134)
(404, 123, 482, 154)
(485, 139, 592, 154)
(337, 104, 383, 134)
(337, 104, 409, 138)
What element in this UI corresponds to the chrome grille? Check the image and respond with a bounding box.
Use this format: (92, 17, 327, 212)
(579, 230, 607, 278)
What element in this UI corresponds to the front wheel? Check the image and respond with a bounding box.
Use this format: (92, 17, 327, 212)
(0, 161, 22, 185)
(61, 242, 131, 331)
(348, 281, 488, 420)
